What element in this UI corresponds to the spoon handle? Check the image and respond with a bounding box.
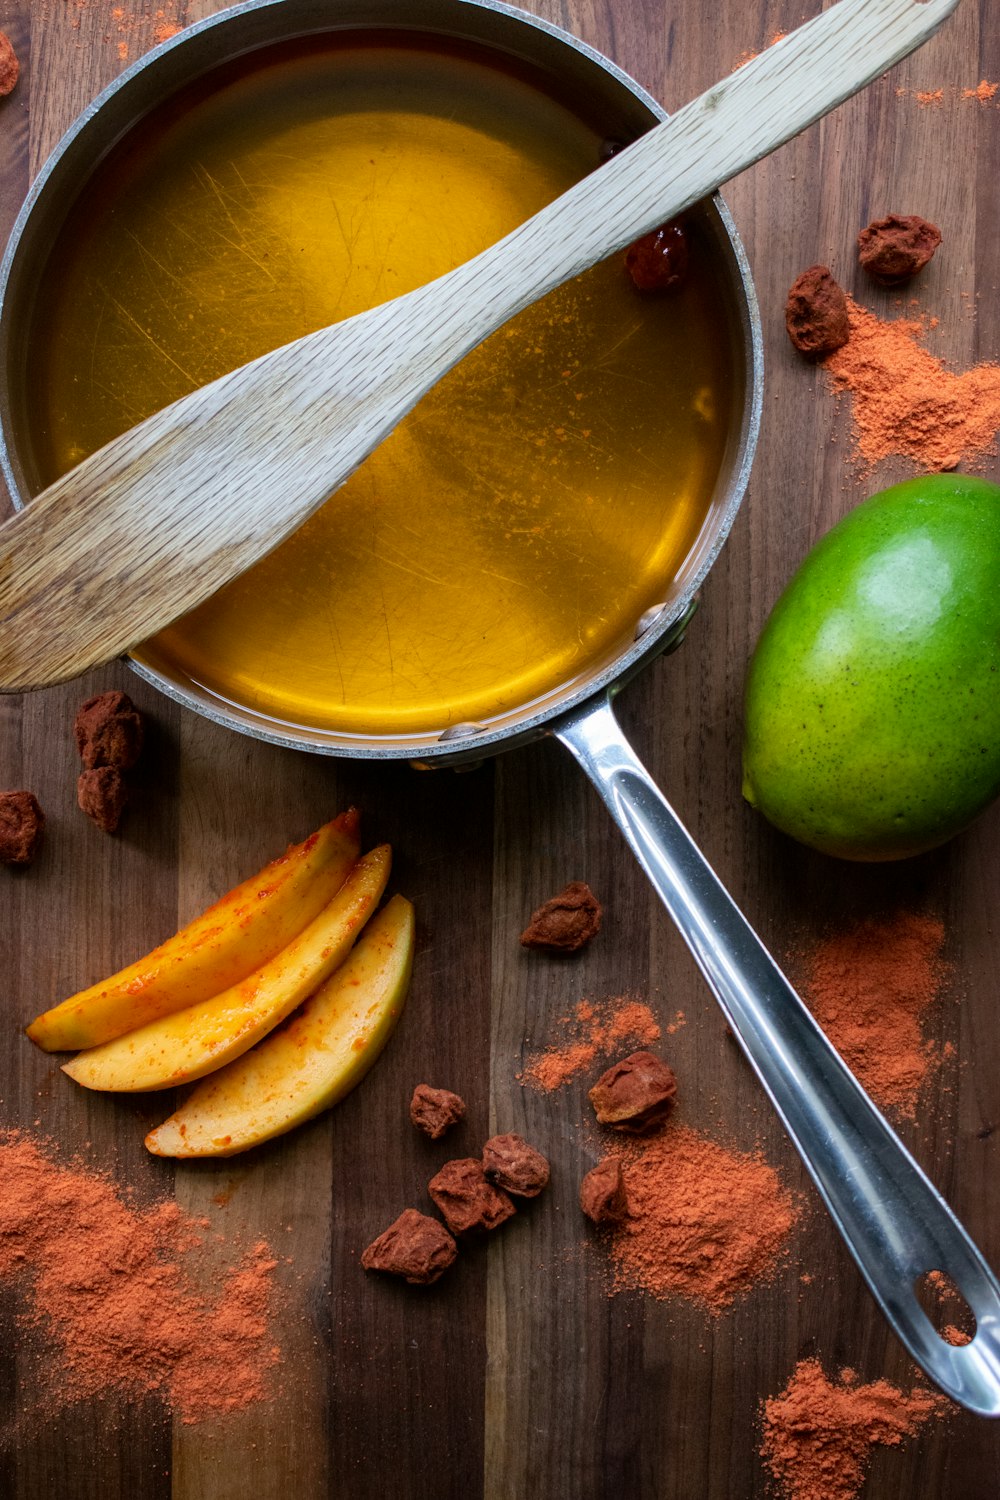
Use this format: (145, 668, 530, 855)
(557, 693, 1000, 1416)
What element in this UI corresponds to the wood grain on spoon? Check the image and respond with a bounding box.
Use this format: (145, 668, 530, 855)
(0, 0, 958, 693)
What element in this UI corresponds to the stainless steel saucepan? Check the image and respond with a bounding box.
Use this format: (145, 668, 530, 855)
(3, 0, 999, 1412)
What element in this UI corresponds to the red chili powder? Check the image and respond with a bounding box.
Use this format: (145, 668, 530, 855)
(760, 1359, 946, 1500)
(896, 81, 998, 105)
(519, 995, 663, 1091)
(153, 16, 181, 45)
(823, 299, 1000, 471)
(795, 912, 947, 1118)
(607, 1125, 798, 1311)
(732, 30, 787, 70)
(922, 1269, 977, 1346)
(99, 4, 181, 62)
(0, 1133, 281, 1423)
(962, 79, 999, 103)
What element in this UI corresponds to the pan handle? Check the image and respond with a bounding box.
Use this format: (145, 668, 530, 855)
(555, 690, 1000, 1415)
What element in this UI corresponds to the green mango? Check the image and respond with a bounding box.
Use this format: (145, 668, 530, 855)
(742, 474, 1000, 860)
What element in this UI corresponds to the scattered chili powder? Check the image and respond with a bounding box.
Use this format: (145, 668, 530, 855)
(78, 5, 183, 63)
(523, 1038, 597, 1091)
(608, 1124, 798, 1311)
(823, 297, 1000, 471)
(601, 998, 663, 1048)
(896, 81, 998, 106)
(732, 31, 786, 70)
(760, 1359, 946, 1500)
(962, 79, 999, 103)
(795, 912, 947, 1118)
(920, 1268, 977, 1345)
(0, 1133, 281, 1423)
(153, 15, 181, 45)
(519, 995, 662, 1092)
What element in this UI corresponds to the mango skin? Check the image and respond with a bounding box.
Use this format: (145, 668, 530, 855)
(742, 475, 1000, 861)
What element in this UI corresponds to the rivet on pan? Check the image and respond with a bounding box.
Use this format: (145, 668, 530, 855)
(438, 721, 487, 743)
(634, 603, 668, 640)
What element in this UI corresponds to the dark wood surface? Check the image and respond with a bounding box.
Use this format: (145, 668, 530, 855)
(2, 0, 1000, 1496)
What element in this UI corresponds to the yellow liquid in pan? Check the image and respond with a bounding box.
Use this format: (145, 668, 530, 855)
(27, 36, 735, 737)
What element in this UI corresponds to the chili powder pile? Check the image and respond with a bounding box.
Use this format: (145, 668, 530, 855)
(0, 1132, 282, 1424)
(607, 1124, 798, 1310)
(761, 1359, 946, 1500)
(795, 911, 948, 1118)
(823, 298, 1000, 472)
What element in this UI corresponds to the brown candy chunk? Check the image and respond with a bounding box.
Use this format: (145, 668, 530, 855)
(77, 767, 128, 834)
(0, 791, 45, 866)
(520, 881, 601, 954)
(74, 690, 145, 771)
(580, 1157, 629, 1225)
(410, 1084, 466, 1140)
(0, 31, 19, 97)
(482, 1133, 550, 1198)
(588, 1050, 677, 1134)
(784, 265, 850, 358)
(360, 1209, 457, 1285)
(625, 221, 689, 292)
(858, 214, 941, 285)
(428, 1158, 516, 1236)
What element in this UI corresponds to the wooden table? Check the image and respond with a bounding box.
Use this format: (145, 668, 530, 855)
(1, 0, 999, 1495)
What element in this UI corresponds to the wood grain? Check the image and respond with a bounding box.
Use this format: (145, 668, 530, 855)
(2, 0, 1000, 1496)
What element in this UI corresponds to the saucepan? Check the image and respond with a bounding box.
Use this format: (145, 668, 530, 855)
(2, 0, 1000, 1411)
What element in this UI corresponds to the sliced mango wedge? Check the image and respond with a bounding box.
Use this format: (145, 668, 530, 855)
(27, 811, 361, 1052)
(62, 845, 390, 1092)
(146, 894, 414, 1158)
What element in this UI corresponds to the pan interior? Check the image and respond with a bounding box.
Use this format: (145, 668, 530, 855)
(18, 27, 741, 742)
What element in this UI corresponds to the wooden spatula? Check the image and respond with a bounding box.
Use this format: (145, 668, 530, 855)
(0, 0, 958, 692)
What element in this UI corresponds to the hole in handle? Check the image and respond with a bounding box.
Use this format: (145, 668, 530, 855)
(914, 1269, 977, 1348)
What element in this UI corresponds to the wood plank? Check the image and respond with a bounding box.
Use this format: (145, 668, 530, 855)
(325, 756, 494, 1498)
(169, 715, 341, 1500)
(487, 729, 656, 1498)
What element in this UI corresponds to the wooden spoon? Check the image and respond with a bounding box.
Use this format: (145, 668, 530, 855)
(0, 0, 957, 692)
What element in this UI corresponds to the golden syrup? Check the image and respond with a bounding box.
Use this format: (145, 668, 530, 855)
(25, 34, 735, 737)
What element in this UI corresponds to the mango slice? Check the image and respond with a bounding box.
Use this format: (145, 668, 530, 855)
(62, 845, 390, 1092)
(146, 895, 414, 1157)
(27, 810, 361, 1051)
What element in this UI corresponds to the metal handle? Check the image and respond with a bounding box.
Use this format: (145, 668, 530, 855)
(555, 691, 1000, 1415)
